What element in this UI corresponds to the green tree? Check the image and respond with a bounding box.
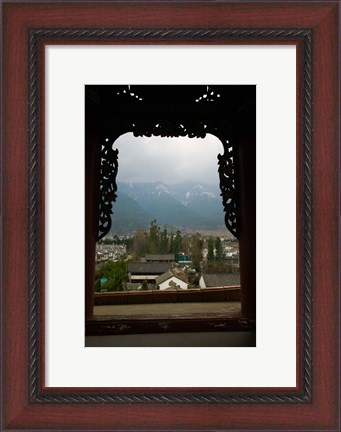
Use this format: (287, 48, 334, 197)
(96, 260, 128, 291)
(170, 229, 183, 256)
(215, 237, 223, 261)
(148, 220, 160, 253)
(191, 234, 203, 269)
(140, 279, 149, 291)
(133, 227, 148, 258)
(123, 236, 134, 254)
(182, 235, 191, 255)
(160, 226, 169, 253)
(113, 235, 121, 245)
(207, 237, 215, 261)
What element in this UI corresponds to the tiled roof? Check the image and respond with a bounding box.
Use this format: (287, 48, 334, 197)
(128, 262, 171, 275)
(145, 253, 175, 261)
(155, 270, 173, 285)
(172, 270, 189, 283)
(155, 270, 189, 286)
(202, 273, 240, 287)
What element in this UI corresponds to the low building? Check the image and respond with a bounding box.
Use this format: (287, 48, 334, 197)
(127, 261, 172, 284)
(156, 270, 189, 290)
(96, 251, 104, 263)
(144, 253, 175, 262)
(96, 249, 110, 262)
(96, 244, 127, 263)
(199, 273, 240, 288)
(177, 254, 192, 264)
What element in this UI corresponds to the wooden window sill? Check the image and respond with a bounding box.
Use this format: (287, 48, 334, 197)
(86, 312, 256, 336)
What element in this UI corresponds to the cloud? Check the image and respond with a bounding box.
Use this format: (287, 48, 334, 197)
(114, 133, 224, 185)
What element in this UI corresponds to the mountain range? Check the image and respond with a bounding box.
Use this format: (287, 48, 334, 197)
(110, 181, 226, 234)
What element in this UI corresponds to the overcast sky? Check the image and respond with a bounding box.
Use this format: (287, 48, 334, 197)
(113, 133, 224, 186)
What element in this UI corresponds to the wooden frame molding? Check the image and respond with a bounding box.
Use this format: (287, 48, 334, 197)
(2, 2, 339, 431)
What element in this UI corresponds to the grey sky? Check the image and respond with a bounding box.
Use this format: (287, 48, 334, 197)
(113, 133, 224, 185)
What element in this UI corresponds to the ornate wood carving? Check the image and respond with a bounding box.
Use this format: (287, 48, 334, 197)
(98, 139, 119, 241)
(97, 118, 239, 241)
(218, 139, 238, 238)
(132, 119, 207, 138)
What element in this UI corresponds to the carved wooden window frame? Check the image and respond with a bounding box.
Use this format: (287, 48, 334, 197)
(85, 84, 256, 336)
(98, 117, 239, 241)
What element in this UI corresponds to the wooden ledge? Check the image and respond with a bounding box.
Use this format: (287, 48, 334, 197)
(86, 312, 255, 336)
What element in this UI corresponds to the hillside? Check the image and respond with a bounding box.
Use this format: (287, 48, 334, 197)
(110, 181, 226, 234)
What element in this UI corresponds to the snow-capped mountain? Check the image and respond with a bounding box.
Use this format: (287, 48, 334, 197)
(184, 184, 217, 202)
(118, 181, 176, 209)
(111, 181, 224, 234)
(153, 182, 172, 196)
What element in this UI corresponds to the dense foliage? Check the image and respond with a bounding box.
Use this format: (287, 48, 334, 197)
(130, 220, 202, 262)
(95, 260, 129, 291)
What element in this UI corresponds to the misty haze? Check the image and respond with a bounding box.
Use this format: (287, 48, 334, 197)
(111, 133, 226, 234)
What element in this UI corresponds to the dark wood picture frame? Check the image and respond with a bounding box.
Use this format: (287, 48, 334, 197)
(2, 1, 339, 430)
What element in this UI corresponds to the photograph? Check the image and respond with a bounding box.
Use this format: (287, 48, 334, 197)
(85, 85, 256, 347)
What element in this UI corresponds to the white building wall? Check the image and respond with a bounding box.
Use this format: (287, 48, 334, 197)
(199, 276, 206, 288)
(159, 277, 188, 290)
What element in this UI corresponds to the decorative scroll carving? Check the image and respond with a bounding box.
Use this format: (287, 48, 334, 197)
(218, 139, 239, 238)
(98, 139, 119, 241)
(132, 120, 207, 139)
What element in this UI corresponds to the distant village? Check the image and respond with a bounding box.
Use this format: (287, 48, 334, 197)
(95, 221, 240, 293)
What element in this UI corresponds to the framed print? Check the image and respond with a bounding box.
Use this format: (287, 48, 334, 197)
(83, 82, 258, 344)
(1, 1, 339, 431)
